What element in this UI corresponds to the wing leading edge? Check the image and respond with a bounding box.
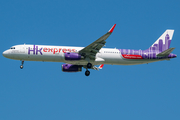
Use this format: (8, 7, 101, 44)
(79, 24, 116, 60)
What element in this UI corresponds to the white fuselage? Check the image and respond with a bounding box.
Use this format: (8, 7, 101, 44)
(2, 27, 176, 76)
(3, 44, 164, 66)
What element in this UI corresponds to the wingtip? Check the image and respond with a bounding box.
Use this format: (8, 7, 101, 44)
(99, 64, 104, 69)
(108, 24, 116, 33)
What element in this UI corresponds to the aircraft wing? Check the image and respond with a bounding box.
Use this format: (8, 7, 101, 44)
(92, 64, 104, 70)
(79, 24, 116, 60)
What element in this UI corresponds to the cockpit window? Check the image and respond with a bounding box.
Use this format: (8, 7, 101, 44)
(10, 47, 15, 49)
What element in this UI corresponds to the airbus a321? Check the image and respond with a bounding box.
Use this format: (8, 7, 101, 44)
(2, 24, 177, 76)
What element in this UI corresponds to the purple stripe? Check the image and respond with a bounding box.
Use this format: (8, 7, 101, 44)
(118, 34, 176, 59)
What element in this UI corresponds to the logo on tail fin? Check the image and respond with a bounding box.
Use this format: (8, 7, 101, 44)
(149, 30, 174, 52)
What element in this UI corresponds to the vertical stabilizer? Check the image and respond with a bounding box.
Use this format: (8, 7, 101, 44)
(149, 30, 174, 52)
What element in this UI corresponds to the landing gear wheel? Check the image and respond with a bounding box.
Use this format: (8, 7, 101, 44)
(20, 60, 24, 69)
(20, 65, 23, 69)
(85, 70, 90, 76)
(87, 63, 92, 69)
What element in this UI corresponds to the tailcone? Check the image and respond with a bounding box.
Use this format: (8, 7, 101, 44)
(168, 53, 177, 58)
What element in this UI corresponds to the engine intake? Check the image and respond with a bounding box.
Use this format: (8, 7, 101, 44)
(65, 52, 82, 60)
(62, 64, 82, 72)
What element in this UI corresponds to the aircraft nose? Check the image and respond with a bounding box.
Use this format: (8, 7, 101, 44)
(2, 50, 8, 57)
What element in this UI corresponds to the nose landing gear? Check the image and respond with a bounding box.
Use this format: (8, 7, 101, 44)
(20, 61, 24, 69)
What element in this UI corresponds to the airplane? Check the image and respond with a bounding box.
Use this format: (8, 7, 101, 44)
(2, 24, 177, 76)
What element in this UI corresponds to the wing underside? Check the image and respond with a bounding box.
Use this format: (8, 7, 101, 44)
(79, 24, 116, 60)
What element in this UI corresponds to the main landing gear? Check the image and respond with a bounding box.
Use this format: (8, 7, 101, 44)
(85, 70, 90, 76)
(85, 63, 92, 76)
(20, 61, 24, 69)
(87, 63, 92, 69)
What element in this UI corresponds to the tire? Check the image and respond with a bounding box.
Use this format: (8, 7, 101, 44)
(20, 65, 23, 69)
(85, 70, 90, 76)
(87, 63, 92, 69)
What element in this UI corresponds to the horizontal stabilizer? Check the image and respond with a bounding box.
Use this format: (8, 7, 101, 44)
(157, 47, 175, 57)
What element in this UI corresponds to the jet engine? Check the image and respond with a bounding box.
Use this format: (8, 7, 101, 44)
(64, 52, 82, 60)
(62, 64, 82, 72)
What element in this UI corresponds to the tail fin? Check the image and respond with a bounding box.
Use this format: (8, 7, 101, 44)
(149, 30, 174, 52)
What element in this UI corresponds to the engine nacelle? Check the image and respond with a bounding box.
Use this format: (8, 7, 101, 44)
(62, 64, 82, 72)
(64, 52, 82, 60)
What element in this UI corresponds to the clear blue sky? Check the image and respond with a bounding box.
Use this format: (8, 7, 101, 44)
(1, 0, 180, 120)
